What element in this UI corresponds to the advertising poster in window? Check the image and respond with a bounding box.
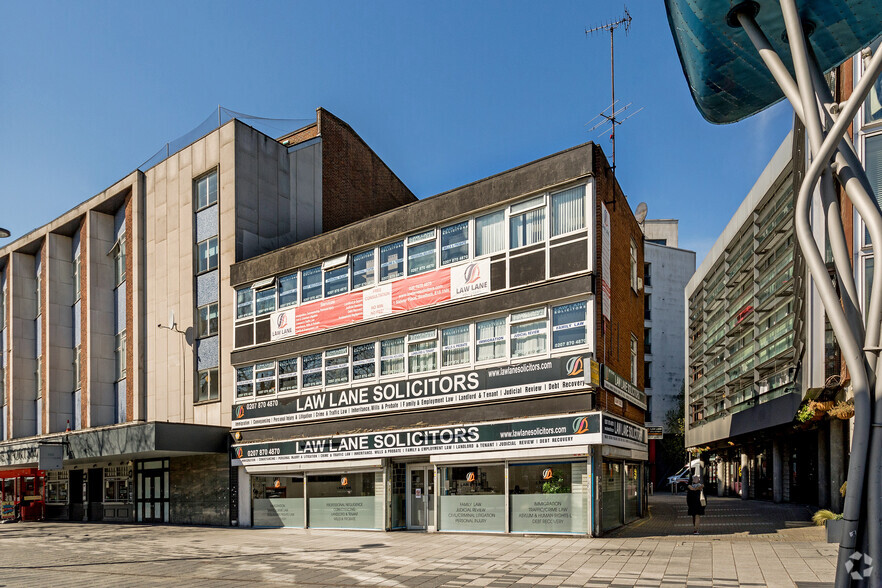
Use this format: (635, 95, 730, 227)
(601, 204, 611, 321)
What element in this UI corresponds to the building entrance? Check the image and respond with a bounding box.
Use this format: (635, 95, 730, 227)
(406, 464, 434, 530)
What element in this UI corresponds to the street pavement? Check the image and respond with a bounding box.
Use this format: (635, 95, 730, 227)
(0, 494, 835, 587)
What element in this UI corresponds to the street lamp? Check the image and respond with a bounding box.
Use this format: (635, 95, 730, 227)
(0, 228, 10, 239)
(665, 1, 882, 586)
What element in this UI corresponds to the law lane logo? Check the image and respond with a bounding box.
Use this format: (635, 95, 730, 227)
(235, 447, 244, 459)
(463, 263, 481, 284)
(277, 313, 288, 329)
(542, 468, 553, 480)
(566, 356, 584, 377)
(236, 405, 245, 419)
(845, 551, 873, 581)
(340, 477, 349, 487)
(573, 416, 591, 434)
(466, 472, 476, 483)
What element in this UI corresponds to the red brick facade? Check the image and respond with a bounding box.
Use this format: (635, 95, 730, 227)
(592, 146, 645, 425)
(317, 109, 417, 231)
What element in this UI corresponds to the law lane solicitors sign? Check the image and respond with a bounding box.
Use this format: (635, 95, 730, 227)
(233, 355, 590, 430)
(232, 412, 632, 466)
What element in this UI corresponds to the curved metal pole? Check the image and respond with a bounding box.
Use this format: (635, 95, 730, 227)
(780, 3, 882, 583)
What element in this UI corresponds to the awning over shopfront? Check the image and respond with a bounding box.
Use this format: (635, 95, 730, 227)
(0, 422, 229, 469)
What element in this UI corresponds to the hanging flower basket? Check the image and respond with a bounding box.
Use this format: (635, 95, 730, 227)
(827, 400, 855, 420)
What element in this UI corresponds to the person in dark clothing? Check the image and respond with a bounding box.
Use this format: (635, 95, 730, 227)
(686, 475, 705, 534)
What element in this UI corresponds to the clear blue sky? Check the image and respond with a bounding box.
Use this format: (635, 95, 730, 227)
(0, 0, 792, 264)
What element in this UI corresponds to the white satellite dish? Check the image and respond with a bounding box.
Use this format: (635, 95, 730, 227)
(635, 202, 648, 224)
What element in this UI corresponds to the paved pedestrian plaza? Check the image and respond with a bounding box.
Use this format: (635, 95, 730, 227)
(0, 495, 835, 587)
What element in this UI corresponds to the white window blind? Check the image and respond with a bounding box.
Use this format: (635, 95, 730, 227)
(551, 187, 585, 236)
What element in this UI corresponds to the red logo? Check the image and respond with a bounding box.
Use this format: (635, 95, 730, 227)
(573, 417, 591, 434)
(274, 479, 281, 489)
(341, 477, 349, 486)
(235, 447, 243, 459)
(466, 472, 476, 483)
(235, 405, 245, 419)
(542, 468, 553, 480)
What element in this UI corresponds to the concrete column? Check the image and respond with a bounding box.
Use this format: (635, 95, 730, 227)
(830, 419, 847, 513)
(817, 425, 830, 508)
(773, 439, 784, 503)
(740, 452, 749, 500)
(717, 460, 725, 497)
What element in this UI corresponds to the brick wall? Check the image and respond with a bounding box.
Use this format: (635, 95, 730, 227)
(318, 109, 417, 231)
(592, 145, 645, 426)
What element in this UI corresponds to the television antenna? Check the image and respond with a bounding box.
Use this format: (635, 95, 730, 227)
(586, 6, 642, 174)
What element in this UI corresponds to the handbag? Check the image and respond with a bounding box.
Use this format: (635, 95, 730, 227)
(699, 489, 707, 507)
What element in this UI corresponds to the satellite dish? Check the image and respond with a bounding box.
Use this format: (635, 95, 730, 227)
(169, 310, 176, 330)
(635, 202, 648, 224)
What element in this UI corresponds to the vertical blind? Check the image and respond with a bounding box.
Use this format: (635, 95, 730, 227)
(551, 187, 585, 236)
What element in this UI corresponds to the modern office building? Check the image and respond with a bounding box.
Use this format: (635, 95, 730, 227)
(228, 141, 648, 536)
(641, 220, 694, 487)
(0, 108, 415, 524)
(685, 126, 852, 508)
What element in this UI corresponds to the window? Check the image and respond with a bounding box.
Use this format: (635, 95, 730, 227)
(551, 187, 585, 236)
(351, 250, 375, 290)
(644, 293, 652, 321)
(353, 343, 376, 380)
(408, 330, 437, 373)
(112, 237, 126, 286)
(380, 241, 404, 282)
(197, 303, 218, 338)
(551, 301, 587, 349)
(644, 361, 652, 389)
(440, 222, 469, 266)
(324, 266, 349, 298)
(301, 266, 322, 303)
(381, 337, 405, 375)
(510, 308, 547, 358)
(197, 237, 218, 273)
(195, 170, 218, 210)
(255, 362, 276, 397)
(510, 197, 545, 249)
(630, 334, 638, 384)
(236, 366, 254, 399)
(646, 395, 653, 423)
(114, 331, 126, 381)
(255, 287, 276, 316)
(197, 368, 218, 402)
(278, 357, 298, 393)
(278, 274, 297, 308)
(302, 353, 322, 388)
(442, 325, 470, 366)
(644, 327, 652, 355)
(73, 255, 81, 300)
(407, 230, 436, 276)
(236, 288, 253, 319)
(476, 317, 506, 361)
(325, 347, 349, 386)
(475, 211, 504, 257)
(630, 238, 638, 291)
(73, 346, 81, 389)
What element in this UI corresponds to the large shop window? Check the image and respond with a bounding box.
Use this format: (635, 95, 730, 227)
(307, 472, 382, 530)
(509, 462, 588, 534)
(439, 465, 505, 532)
(252, 475, 305, 527)
(602, 461, 624, 532)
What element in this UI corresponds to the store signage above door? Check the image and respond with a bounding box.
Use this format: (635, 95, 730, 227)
(232, 412, 607, 466)
(602, 366, 647, 409)
(601, 414, 647, 451)
(232, 355, 591, 430)
(270, 258, 491, 341)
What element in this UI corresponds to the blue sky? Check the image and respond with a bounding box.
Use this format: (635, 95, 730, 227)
(0, 0, 792, 264)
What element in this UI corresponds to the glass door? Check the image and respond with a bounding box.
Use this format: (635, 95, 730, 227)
(406, 464, 434, 530)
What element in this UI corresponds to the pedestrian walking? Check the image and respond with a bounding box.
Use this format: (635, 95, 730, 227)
(686, 475, 706, 534)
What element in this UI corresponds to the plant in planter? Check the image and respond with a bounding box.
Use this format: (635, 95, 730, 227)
(796, 400, 835, 423)
(827, 399, 855, 420)
(813, 509, 845, 543)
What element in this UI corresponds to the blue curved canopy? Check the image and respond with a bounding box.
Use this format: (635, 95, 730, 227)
(665, 0, 882, 124)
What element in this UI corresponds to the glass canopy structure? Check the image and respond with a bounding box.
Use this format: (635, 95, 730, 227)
(666, 1, 882, 585)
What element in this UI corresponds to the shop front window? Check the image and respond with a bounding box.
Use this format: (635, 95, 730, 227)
(509, 462, 587, 534)
(623, 463, 641, 523)
(439, 465, 505, 532)
(252, 475, 305, 528)
(602, 461, 624, 531)
(307, 472, 381, 529)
